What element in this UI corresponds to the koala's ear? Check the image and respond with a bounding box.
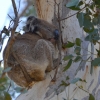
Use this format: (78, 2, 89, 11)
(27, 16, 36, 22)
(25, 16, 40, 33)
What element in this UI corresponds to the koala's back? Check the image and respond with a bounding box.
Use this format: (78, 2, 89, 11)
(6, 33, 55, 87)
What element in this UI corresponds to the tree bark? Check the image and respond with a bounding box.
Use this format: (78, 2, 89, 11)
(16, 0, 100, 100)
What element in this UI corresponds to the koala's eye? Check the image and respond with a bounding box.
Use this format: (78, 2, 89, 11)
(54, 29, 59, 40)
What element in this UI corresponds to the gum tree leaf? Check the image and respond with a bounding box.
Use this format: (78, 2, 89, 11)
(68, 6, 80, 10)
(89, 94, 95, 100)
(3, 67, 12, 73)
(74, 47, 81, 55)
(92, 57, 100, 66)
(93, 17, 99, 25)
(74, 56, 82, 62)
(0, 77, 7, 84)
(0, 86, 6, 91)
(70, 78, 81, 84)
(4, 92, 12, 100)
(66, 0, 79, 7)
(83, 16, 94, 33)
(77, 12, 84, 27)
(63, 59, 72, 71)
(64, 41, 75, 48)
(63, 55, 74, 61)
(60, 81, 69, 87)
(75, 38, 81, 46)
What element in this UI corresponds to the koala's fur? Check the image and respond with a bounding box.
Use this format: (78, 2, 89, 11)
(3, 16, 59, 87)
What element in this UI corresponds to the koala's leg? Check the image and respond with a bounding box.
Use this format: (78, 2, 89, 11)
(12, 52, 33, 84)
(32, 39, 54, 73)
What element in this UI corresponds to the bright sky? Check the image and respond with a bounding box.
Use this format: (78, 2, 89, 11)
(0, 1, 24, 99)
(0, 0, 11, 60)
(0, 0, 11, 29)
(0, 0, 26, 60)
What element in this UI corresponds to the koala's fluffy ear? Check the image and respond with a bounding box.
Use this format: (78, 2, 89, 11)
(25, 16, 38, 32)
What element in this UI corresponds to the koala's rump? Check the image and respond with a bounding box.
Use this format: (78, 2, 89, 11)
(6, 33, 53, 87)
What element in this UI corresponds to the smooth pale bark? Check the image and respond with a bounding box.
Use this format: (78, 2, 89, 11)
(17, 0, 100, 100)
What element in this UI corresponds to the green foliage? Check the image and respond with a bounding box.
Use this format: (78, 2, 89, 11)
(63, 41, 75, 48)
(63, 0, 100, 99)
(4, 92, 12, 100)
(70, 78, 81, 84)
(74, 56, 82, 62)
(0, 66, 27, 99)
(93, 0, 100, 5)
(75, 38, 81, 46)
(14, 87, 27, 94)
(66, 0, 79, 8)
(63, 55, 74, 61)
(60, 81, 69, 87)
(89, 94, 95, 100)
(63, 38, 82, 71)
(70, 78, 86, 84)
(74, 47, 81, 55)
(66, 0, 80, 10)
(77, 12, 84, 27)
(65, 0, 100, 70)
(0, 76, 12, 100)
(63, 59, 73, 71)
(92, 57, 100, 66)
(3, 67, 12, 73)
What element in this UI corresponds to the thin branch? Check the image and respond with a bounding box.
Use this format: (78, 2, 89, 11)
(7, 14, 14, 21)
(18, 0, 21, 13)
(51, 0, 62, 82)
(60, 6, 86, 21)
(60, 0, 92, 21)
(8, 20, 13, 30)
(7, 82, 11, 92)
(3, 0, 19, 77)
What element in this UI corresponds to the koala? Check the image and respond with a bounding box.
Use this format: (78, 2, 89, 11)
(3, 16, 59, 88)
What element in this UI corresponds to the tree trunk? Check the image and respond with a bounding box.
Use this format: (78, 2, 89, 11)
(16, 0, 100, 100)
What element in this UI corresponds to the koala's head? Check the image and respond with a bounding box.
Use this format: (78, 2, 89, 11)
(25, 16, 59, 41)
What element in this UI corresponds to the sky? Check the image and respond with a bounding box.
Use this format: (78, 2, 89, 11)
(0, 0, 11, 60)
(0, 0, 11, 29)
(0, 0, 26, 60)
(0, 1, 23, 99)
(0, 1, 26, 99)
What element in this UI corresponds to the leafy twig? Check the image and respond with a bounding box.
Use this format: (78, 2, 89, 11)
(59, 0, 92, 21)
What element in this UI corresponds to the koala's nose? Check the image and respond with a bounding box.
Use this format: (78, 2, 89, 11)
(54, 29, 59, 40)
